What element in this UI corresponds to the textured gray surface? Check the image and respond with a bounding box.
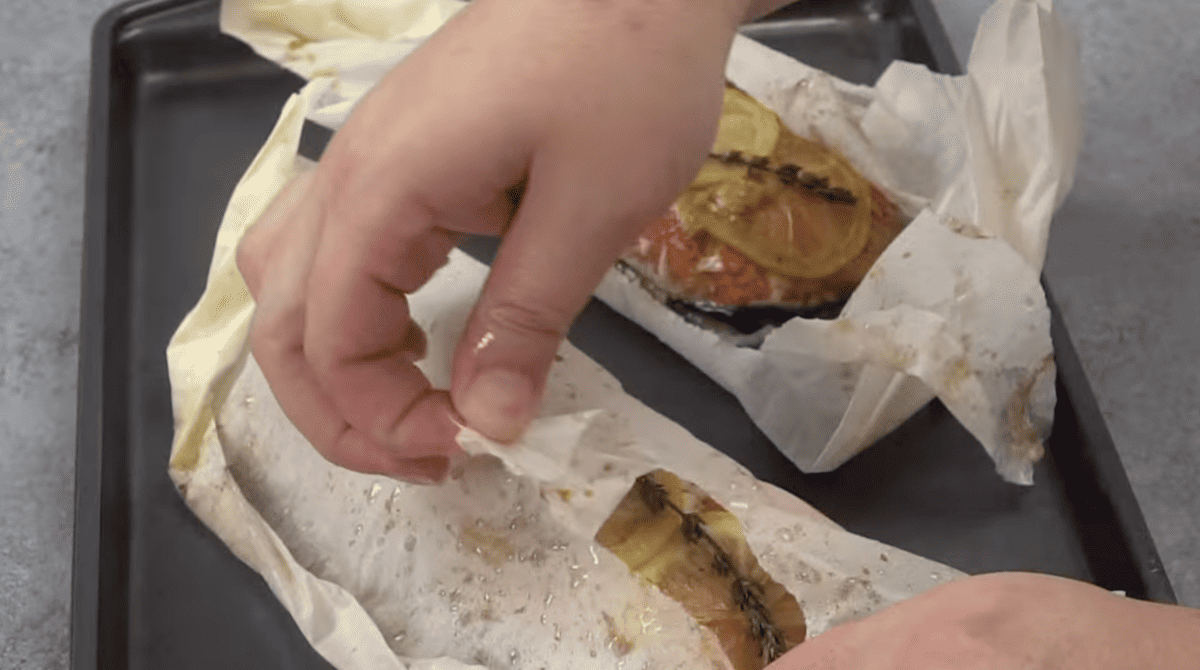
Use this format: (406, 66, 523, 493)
(0, 1, 101, 668)
(0, 0, 1195, 667)
(933, 0, 1200, 607)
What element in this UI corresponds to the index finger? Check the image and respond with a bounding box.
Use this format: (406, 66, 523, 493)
(304, 193, 462, 456)
(300, 84, 531, 456)
(242, 175, 454, 480)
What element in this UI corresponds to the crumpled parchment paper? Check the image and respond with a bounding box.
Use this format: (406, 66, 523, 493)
(167, 75, 966, 670)
(219, 0, 1083, 484)
(595, 1, 1081, 484)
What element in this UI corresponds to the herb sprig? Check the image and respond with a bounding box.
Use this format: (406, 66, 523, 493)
(634, 474, 787, 664)
(708, 151, 858, 206)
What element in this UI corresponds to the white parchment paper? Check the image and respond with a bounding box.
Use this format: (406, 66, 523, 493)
(596, 2, 1081, 484)
(166, 2, 1084, 666)
(218, 0, 1083, 484)
(167, 75, 965, 670)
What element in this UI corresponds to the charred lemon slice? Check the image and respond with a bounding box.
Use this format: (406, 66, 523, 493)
(677, 85, 873, 280)
(709, 84, 780, 158)
(597, 470, 806, 670)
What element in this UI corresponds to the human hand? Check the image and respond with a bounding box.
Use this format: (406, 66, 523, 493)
(768, 572, 1200, 669)
(236, 0, 755, 482)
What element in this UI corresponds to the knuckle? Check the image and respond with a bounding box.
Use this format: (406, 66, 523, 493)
(246, 320, 280, 366)
(304, 336, 344, 382)
(248, 306, 300, 367)
(303, 329, 371, 390)
(311, 428, 382, 477)
(315, 430, 356, 469)
(236, 229, 266, 289)
(481, 298, 572, 341)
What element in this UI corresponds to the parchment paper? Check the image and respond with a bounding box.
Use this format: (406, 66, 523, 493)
(166, 2, 1083, 666)
(168, 77, 965, 670)
(219, 0, 1083, 484)
(595, 2, 1081, 483)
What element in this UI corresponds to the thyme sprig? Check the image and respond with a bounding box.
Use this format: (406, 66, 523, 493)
(708, 150, 858, 206)
(634, 474, 787, 664)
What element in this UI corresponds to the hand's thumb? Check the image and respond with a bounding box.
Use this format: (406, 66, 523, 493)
(450, 158, 663, 442)
(451, 293, 568, 444)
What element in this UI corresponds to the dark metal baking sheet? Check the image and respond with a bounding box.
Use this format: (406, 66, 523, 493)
(72, 0, 1176, 668)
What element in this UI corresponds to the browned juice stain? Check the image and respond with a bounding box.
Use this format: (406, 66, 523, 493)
(457, 524, 515, 568)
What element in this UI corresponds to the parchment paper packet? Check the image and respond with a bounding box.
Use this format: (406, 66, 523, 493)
(598, 0, 1081, 484)
(220, 0, 1083, 484)
(167, 79, 965, 670)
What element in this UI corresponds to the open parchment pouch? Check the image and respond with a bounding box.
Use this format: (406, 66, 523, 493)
(219, 0, 1083, 484)
(165, 1, 1080, 668)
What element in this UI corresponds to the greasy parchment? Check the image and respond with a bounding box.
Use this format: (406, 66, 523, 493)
(167, 78, 965, 670)
(596, 1, 1080, 483)
(219, 0, 1083, 484)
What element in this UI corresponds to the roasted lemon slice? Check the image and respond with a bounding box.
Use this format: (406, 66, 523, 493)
(597, 470, 806, 670)
(677, 85, 873, 280)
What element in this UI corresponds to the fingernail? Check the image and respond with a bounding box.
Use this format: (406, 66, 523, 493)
(458, 368, 533, 443)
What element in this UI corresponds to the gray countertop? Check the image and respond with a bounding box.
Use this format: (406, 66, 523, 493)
(0, 0, 1195, 667)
